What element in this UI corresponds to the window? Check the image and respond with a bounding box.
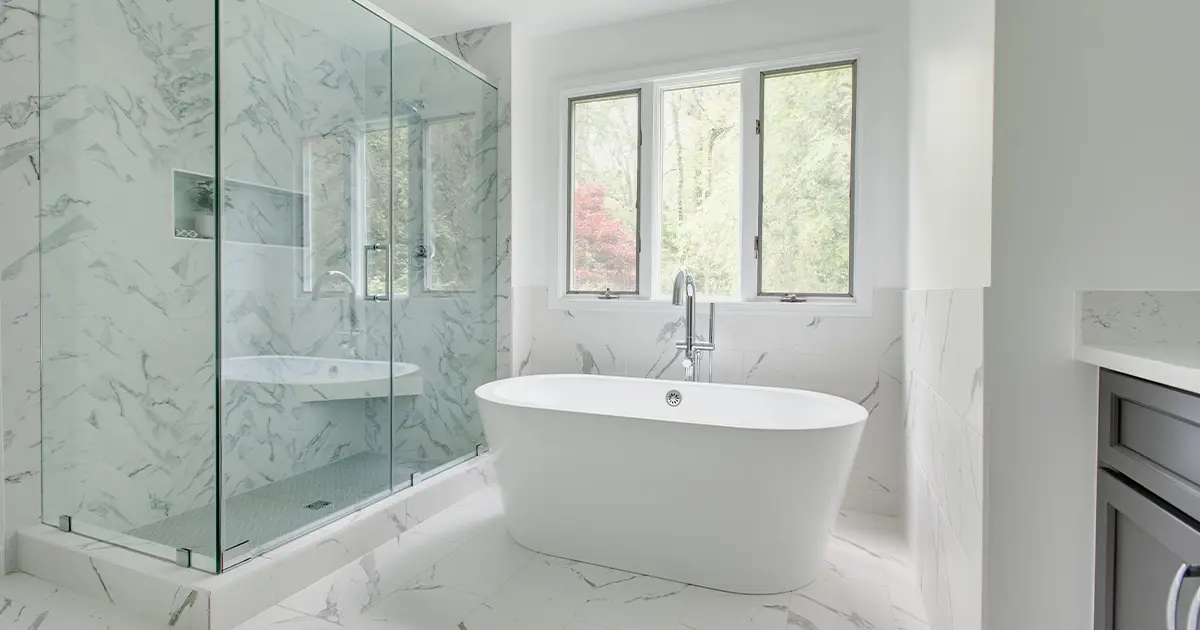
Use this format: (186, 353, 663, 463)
(567, 90, 641, 294)
(759, 63, 855, 297)
(303, 113, 483, 299)
(561, 58, 859, 304)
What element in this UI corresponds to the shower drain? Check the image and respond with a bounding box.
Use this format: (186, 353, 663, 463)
(303, 500, 332, 510)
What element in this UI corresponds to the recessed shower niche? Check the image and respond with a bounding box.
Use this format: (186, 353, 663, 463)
(172, 169, 305, 245)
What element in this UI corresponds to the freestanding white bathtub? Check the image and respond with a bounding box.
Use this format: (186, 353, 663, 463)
(475, 374, 868, 594)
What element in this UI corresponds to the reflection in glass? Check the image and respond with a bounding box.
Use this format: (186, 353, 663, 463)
(425, 116, 480, 293)
(36, 0, 497, 574)
(390, 33, 497, 483)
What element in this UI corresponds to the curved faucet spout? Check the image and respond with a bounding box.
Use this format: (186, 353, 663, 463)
(312, 270, 355, 300)
(672, 268, 694, 306)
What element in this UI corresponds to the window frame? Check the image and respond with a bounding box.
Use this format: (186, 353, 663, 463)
(564, 88, 646, 296)
(753, 59, 858, 301)
(552, 40, 875, 316)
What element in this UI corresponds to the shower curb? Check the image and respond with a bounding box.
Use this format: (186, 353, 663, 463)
(15, 455, 496, 629)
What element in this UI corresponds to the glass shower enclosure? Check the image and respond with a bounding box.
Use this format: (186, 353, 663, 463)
(37, 0, 498, 573)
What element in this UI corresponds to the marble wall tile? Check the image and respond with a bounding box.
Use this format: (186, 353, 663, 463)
(31, 0, 221, 540)
(0, 0, 44, 573)
(904, 289, 984, 630)
(519, 286, 906, 516)
(432, 25, 514, 380)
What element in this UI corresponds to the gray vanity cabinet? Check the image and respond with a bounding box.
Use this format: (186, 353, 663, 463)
(1097, 370, 1200, 630)
(1097, 471, 1200, 629)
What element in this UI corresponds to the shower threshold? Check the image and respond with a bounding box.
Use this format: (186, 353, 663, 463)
(127, 453, 430, 561)
(18, 454, 494, 630)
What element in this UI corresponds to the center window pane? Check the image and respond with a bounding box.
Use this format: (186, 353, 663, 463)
(659, 82, 741, 298)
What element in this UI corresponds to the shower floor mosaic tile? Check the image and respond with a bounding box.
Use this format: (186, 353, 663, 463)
(0, 486, 929, 630)
(127, 452, 426, 559)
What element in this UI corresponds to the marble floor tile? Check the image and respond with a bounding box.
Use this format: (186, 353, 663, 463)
(0, 487, 929, 630)
(894, 606, 932, 630)
(568, 564, 690, 630)
(787, 574, 895, 630)
(676, 587, 789, 630)
(277, 532, 461, 623)
(403, 523, 536, 599)
(238, 606, 343, 629)
(350, 584, 484, 629)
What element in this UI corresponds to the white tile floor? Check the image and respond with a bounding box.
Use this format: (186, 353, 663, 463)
(0, 487, 929, 630)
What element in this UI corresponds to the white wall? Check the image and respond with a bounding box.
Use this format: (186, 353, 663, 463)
(907, 0, 993, 290)
(987, 0, 1200, 628)
(904, 0, 992, 628)
(511, 0, 911, 516)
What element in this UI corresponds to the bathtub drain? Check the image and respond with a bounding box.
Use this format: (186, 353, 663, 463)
(665, 389, 683, 407)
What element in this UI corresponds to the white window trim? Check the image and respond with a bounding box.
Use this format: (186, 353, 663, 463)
(549, 36, 878, 317)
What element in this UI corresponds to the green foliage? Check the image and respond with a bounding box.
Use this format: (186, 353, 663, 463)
(760, 65, 854, 295)
(569, 95, 640, 292)
(363, 126, 410, 296)
(659, 82, 740, 297)
(568, 66, 854, 298)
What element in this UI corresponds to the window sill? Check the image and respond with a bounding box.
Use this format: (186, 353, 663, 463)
(547, 294, 874, 318)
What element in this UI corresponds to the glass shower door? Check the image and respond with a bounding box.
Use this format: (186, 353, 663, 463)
(216, 0, 394, 569)
(37, 0, 221, 572)
(388, 30, 499, 484)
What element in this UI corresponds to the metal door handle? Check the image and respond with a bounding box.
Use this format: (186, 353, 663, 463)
(1169, 564, 1200, 630)
(364, 244, 389, 301)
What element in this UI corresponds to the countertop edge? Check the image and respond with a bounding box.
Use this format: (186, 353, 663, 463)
(1075, 343, 1200, 395)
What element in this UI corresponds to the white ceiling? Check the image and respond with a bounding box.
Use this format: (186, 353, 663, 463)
(370, 0, 741, 38)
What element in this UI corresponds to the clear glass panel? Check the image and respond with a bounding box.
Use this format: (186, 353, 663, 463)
(759, 63, 855, 296)
(217, 0, 392, 567)
(390, 32, 498, 483)
(38, 0, 220, 571)
(659, 82, 741, 298)
(364, 124, 411, 297)
(36, 0, 496, 575)
(425, 117, 481, 293)
(568, 92, 640, 294)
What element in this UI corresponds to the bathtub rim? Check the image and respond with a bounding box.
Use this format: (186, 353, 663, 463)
(476, 373, 868, 431)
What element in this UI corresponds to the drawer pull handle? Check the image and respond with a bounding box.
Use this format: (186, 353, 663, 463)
(1188, 585, 1200, 630)
(1169, 564, 1200, 630)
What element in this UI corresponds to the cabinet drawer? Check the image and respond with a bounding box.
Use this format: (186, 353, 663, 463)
(1097, 471, 1200, 630)
(1101, 370, 1200, 523)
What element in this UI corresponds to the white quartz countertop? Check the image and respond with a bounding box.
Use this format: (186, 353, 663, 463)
(1075, 342, 1200, 394)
